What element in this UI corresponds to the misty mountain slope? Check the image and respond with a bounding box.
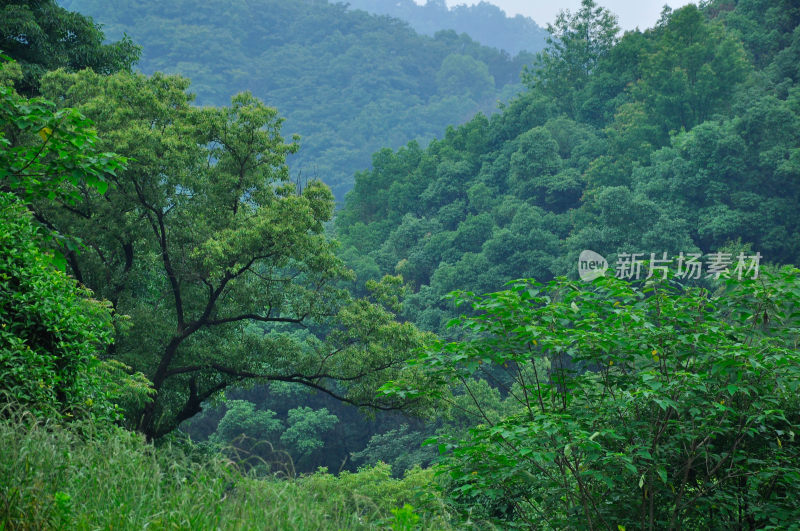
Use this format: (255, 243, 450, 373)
(336, 0, 800, 335)
(345, 0, 548, 55)
(59, 0, 534, 200)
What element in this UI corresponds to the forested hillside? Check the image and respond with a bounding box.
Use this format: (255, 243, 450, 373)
(59, 0, 534, 200)
(3, 0, 800, 528)
(346, 0, 548, 55)
(337, 0, 800, 335)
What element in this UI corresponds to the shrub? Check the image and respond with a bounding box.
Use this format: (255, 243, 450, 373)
(386, 269, 800, 528)
(0, 193, 119, 419)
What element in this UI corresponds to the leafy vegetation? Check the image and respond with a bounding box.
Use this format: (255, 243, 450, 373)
(2, 0, 800, 528)
(32, 68, 433, 439)
(0, 193, 116, 419)
(60, 0, 536, 200)
(383, 267, 800, 527)
(0, 0, 139, 95)
(0, 59, 147, 421)
(0, 56, 124, 206)
(337, 0, 800, 337)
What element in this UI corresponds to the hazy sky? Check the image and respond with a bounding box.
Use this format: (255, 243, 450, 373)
(417, 1, 696, 32)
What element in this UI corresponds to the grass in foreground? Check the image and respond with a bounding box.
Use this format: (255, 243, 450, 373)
(0, 414, 458, 530)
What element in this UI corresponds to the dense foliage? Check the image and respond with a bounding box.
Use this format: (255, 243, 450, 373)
(0, 0, 139, 95)
(0, 56, 124, 206)
(337, 0, 800, 337)
(346, 0, 548, 56)
(29, 68, 433, 439)
(2, 0, 800, 528)
(0, 61, 147, 421)
(60, 0, 536, 200)
(384, 268, 800, 527)
(0, 193, 115, 418)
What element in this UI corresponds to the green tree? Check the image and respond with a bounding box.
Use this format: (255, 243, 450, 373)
(279, 406, 339, 464)
(435, 54, 495, 102)
(0, 58, 148, 420)
(525, 0, 620, 117)
(35, 69, 431, 439)
(633, 5, 751, 140)
(208, 399, 284, 472)
(0, 0, 139, 95)
(508, 126, 563, 201)
(211, 400, 283, 444)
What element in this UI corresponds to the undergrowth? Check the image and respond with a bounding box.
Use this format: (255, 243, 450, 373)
(0, 412, 458, 530)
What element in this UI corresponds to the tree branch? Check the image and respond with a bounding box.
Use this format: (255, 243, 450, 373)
(204, 313, 307, 327)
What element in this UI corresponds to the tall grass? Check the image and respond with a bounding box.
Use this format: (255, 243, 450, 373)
(0, 412, 457, 530)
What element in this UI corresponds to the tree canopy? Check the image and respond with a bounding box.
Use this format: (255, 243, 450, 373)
(59, 0, 534, 200)
(0, 0, 139, 95)
(33, 69, 431, 438)
(336, 1, 800, 337)
(0, 57, 148, 421)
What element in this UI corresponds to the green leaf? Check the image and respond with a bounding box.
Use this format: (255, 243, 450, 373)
(48, 250, 67, 272)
